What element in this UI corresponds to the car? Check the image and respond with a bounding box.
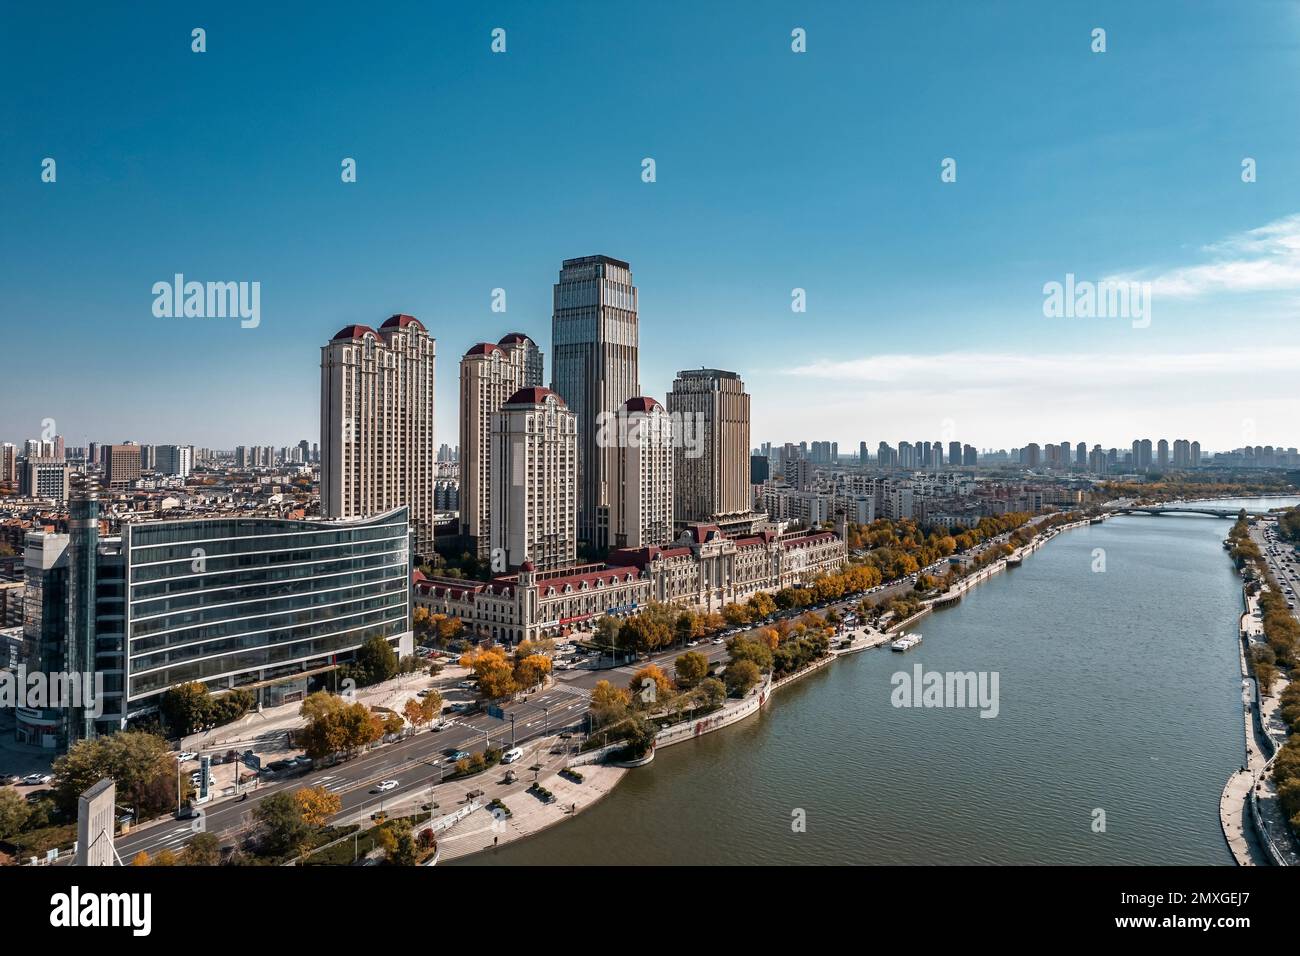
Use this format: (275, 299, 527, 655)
(458, 680, 477, 689)
(293, 755, 314, 769)
(501, 747, 524, 764)
(448, 750, 471, 761)
(177, 751, 198, 762)
(687, 640, 700, 647)
(418, 688, 436, 697)
(712, 637, 724, 645)
(266, 759, 295, 773)
(21, 773, 53, 786)
(431, 720, 449, 732)
(374, 780, 398, 792)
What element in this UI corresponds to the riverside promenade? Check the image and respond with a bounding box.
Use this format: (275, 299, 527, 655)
(1220, 584, 1298, 866)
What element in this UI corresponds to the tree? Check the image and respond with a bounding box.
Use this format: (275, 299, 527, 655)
(674, 651, 709, 689)
(386, 825, 417, 866)
(179, 832, 221, 866)
(0, 787, 30, 840)
(399, 698, 422, 727)
(299, 698, 383, 760)
(460, 646, 518, 699)
(722, 602, 751, 627)
(353, 634, 400, 686)
(52, 731, 176, 818)
(294, 786, 342, 828)
(723, 659, 761, 697)
(159, 682, 212, 736)
(697, 677, 726, 709)
(590, 679, 631, 728)
(594, 615, 622, 651)
(628, 664, 673, 706)
(153, 848, 178, 866)
(130, 850, 151, 867)
(727, 635, 773, 672)
(621, 605, 675, 655)
(515, 653, 552, 689)
(253, 792, 312, 858)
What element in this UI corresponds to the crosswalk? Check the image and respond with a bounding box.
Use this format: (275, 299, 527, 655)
(554, 684, 591, 700)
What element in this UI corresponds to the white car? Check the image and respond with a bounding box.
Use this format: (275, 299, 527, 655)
(501, 747, 524, 764)
(375, 780, 398, 792)
(22, 773, 53, 786)
(712, 637, 725, 645)
(177, 751, 198, 762)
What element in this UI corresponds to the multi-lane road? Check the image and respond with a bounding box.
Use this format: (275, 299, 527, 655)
(115, 638, 737, 860)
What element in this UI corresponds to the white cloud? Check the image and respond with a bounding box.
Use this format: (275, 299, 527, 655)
(760, 348, 1300, 449)
(781, 348, 1300, 385)
(1107, 213, 1300, 297)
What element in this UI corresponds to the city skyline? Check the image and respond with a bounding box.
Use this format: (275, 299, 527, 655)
(5, 3, 1300, 451)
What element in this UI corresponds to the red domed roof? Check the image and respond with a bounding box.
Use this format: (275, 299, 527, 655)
(332, 324, 377, 341)
(519, 560, 536, 572)
(624, 396, 662, 413)
(464, 342, 504, 358)
(498, 332, 534, 346)
(505, 386, 564, 406)
(380, 314, 425, 331)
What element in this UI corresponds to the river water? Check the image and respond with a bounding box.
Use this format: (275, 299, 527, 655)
(459, 497, 1299, 865)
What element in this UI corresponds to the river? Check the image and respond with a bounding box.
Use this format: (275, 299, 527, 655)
(457, 497, 1299, 865)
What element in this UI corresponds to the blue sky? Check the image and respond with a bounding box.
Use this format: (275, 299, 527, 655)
(3, 1, 1300, 452)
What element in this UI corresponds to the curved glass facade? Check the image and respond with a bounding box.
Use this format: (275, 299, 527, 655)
(124, 508, 411, 705)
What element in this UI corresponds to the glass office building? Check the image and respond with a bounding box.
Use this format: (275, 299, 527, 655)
(18, 503, 413, 744)
(123, 507, 413, 712)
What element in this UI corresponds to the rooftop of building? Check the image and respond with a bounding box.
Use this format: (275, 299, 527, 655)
(504, 386, 564, 407)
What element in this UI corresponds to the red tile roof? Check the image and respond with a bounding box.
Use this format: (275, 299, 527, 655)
(331, 324, 377, 341)
(380, 314, 424, 331)
(623, 396, 663, 413)
(464, 342, 504, 357)
(498, 332, 534, 346)
(505, 386, 564, 407)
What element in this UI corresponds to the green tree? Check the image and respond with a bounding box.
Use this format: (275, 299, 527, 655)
(179, 832, 221, 866)
(353, 634, 400, 686)
(0, 787, 31, 840)
(159, 682, 212, 736)
(723, 659, 762, 697)
(697, 677, 726, 709)
(52, 731, 176, 818)
(252, 792, 312, 858)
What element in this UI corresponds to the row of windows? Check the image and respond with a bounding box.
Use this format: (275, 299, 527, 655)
(132, 575, 408, 638)
(128, 619, 405, 699)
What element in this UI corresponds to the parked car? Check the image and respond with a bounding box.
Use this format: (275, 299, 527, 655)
(448, 750, 471, 761)
(21, 773, 53, 786)
(501, 747, 524, 764)
(0, 773, 20, 786)
(177, 751, 198, 762)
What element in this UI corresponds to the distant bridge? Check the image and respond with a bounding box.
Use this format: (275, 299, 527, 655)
(1109, 506, 1266, 519)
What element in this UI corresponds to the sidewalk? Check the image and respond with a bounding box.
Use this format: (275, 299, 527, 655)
(371, 731, 626, 862)
(181, 666, 468, 754)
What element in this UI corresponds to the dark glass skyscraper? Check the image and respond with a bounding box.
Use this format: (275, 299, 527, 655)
(551, 256, 639, 551)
